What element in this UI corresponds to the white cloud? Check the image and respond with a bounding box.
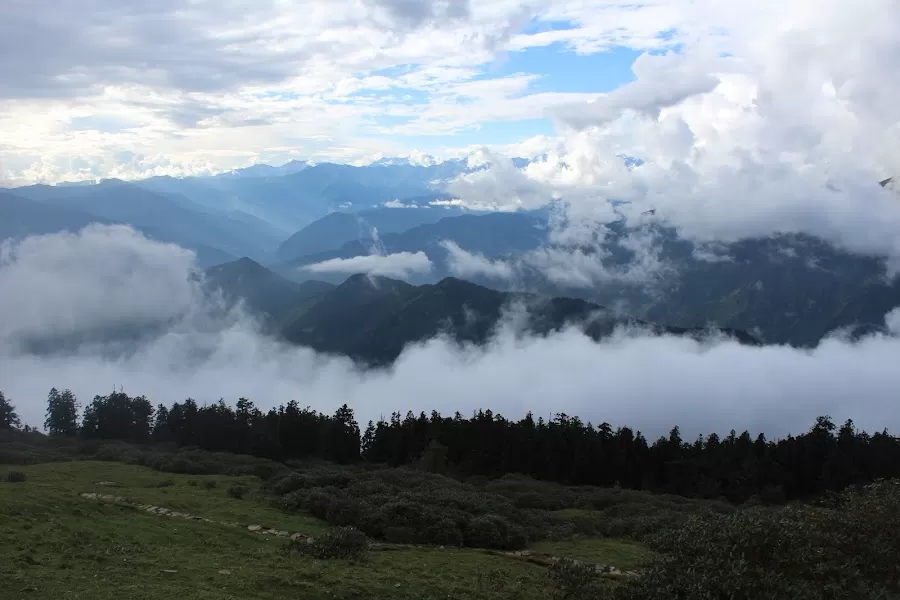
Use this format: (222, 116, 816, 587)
(555, 51, 721, 130)
(2, 226, 900, 441)
(441, 240, 514, 279)
(383, 200, 420, 208)
(445, 0, 900, 267)
(0, 225, 201, 348)
(304, 251, 434, 279)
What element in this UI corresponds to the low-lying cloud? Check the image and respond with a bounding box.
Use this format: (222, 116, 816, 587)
(441, 240, 514, 280)
(303, 251, 433, 279)
(1, 226, 900, 442)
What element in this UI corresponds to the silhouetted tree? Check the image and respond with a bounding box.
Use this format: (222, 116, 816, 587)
(80, 390, 154, 442)
(0, 390, 20, 430)
(45, 388, 80, 436)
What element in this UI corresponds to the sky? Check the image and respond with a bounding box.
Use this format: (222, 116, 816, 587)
(0, 0, 646, 184)
(4, 0, 895, 188)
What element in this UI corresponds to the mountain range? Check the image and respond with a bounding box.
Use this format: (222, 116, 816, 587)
(202, 257, 758, 365)
(3, 159, 898, 355)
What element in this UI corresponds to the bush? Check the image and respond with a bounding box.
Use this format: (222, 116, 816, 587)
(186, 479, 198, 486)
(464, 514, 527, 550)
(546, 559, 608, 600)
(227, 483, 249, 499)
(424, 518, 464, 546)
(5, 471, 26, 483)
(287, 527, 368, 560)
(621, 480, 900, 600)
(155, 479, 175, 488)
(383, 526, 418, 544)
(201, 480, 217, 490)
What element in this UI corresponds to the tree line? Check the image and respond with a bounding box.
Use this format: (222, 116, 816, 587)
(2, 388, 899, 503)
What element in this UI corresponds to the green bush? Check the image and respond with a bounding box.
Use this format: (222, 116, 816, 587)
(424, 518, 464, 546)
(620, 480, 900, 600)
(5, 471, 26, 483)
(201, 480, 217, 490)
(383, 526, 418, 544)
(546, 559, 608, 600)
(226, 483, 249, 499)
(464, 514, 527, 550)
(287, 527, 368, 560)
(186, 479, 198, 486)
(155, 479, 175, 488)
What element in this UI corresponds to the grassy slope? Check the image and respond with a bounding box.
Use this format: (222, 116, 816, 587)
(1, 461, 644, 600)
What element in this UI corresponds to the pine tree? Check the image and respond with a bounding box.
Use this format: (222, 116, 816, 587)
(0, 390, 20, 429)
(45, 388, 80, 436)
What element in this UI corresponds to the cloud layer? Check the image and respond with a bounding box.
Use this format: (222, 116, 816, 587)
(304, 251, 434, 279)
(2, 226, 900, 442)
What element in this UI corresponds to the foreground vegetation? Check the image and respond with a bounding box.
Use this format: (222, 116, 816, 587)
(4, 390, 900, 598)
(3, 429, 900, 599)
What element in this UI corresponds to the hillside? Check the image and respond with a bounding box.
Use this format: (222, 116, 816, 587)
(0, 191, 115, 240)
(0, 432, 662, 599)
(280, 273, 758, 365)
(285, 212, 548, 283)
(10, 180, 283, 264)
(276, 206, 466, 262)
(204, 257, 333, 324)
(138, 161, 469, 231)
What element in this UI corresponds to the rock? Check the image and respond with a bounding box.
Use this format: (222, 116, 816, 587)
(161, 570, 178, 574)
(276, 531, 289, 537)
(247, 525, 262, 532)
(218, 569, 232, 575)
(289, 533, 305, 541)
(96, 481, 120, 487)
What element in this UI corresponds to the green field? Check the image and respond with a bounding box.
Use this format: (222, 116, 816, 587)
(0, 461, 644, 599)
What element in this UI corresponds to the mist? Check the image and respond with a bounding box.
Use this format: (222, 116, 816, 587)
(2, 225, 899, 441)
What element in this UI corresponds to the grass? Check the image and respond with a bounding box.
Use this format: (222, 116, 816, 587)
(530, 538, 651, 571)
(3, 461, 327, 536)
(0, 460, 644, 599)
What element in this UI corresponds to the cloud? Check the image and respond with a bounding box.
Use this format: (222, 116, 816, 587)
(444, 0, 900, 268)
(441, 240, 514, 279)
(2, 226, 900, 443)
(0, 225, 201, 349)
(304, 251, 434, 279)
(521, 230, 671, 289)
(555, 51, 721, 130)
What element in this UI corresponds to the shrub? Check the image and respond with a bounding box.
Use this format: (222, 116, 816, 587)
(383, 526, 418, 544)
(464, 514, 527, 550)
(186, 479, 198, 486)
(5, 471, 26, 483)
(201, 480, 217, 490)
(621, 480, 900, 600)
(546, 559, 608, 600)
(155, 479, 175, 488)
(424, 518, 464, 546)
(324, 497, 362, 527)
(227, 483, 249, 499)
(287, 527, 368, 560)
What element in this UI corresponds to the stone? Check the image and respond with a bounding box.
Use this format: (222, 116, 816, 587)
(218, 569, 232, 575)
(161, 570, 178, 574)
(96, 481, 120, 487)
(247, 525, 262, 532)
